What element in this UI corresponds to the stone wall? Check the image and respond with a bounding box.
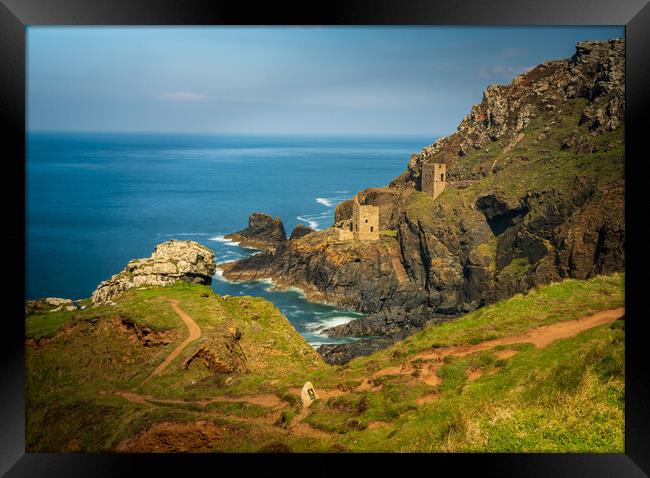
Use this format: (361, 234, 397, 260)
(336, 220, 354, 241)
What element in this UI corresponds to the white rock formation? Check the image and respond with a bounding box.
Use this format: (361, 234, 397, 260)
(91, 240, 216, 305)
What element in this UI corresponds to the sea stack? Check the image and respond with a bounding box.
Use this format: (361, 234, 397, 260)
(224, 212, 287, 250)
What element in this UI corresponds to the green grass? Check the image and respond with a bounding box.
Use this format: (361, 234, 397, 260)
(300, 271, 624, 451)
(338, 322, 624, 452)
(26, 272, 624, 452)
(498, 257, 531, 281)
(25, 283, 324, 452)
(26, 309, 75, 339)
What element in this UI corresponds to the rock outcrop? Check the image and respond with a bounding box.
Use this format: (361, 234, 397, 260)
(222, 39, 625, 359)
(317, 335, 408, 365)
(290, 224, 315, 240)
(182, 334, 248, 374)
(91, 240, 216, 305)
(225, 213, 287, 250)
(25, 297, 77, 315)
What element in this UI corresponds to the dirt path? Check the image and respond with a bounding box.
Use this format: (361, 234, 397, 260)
(361, 307, 625, 389)
(115, 306, 623, 447)
(141, 299, 201, 385)
(417, 306, 625, 359)
(115, 390, 283, 408)
(113, 389, 331, 439)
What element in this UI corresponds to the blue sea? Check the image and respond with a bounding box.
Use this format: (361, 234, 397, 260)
(26, 132, 434, 345)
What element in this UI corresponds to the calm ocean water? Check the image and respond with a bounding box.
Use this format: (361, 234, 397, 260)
(26, 132, 434, 345)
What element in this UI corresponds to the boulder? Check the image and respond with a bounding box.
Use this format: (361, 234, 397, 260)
(45, 297, 72, 307)
(91, 240, 216, 305)
(317, 337, 398, 365)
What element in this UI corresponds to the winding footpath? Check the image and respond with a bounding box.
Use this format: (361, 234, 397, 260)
(365, 306, 625, 389)
(141, 299, 201, 385)
(115, 306, 624, 441)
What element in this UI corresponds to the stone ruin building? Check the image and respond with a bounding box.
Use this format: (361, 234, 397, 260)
(334, 161, 446, 242)
(420, 161, 446, 199)
(336, 195, 379, 242)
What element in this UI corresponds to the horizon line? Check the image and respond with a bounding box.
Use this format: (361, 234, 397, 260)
(27, 128, 447, 138)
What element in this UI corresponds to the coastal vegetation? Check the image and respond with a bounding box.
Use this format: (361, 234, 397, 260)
(26, 273, 624, 452)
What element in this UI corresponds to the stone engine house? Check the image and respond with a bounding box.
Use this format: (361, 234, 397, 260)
(352, 196, 379, 241)
(336, 195, 379, 241)
(420, 162, 447, 200)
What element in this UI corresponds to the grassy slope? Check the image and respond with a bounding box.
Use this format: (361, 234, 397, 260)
(26, 283, 327, 452)
(406, 97, 624, 229)
(300, 273, 625, 451)
(26, 273, 624, 452)
(338, 322, 624, 452)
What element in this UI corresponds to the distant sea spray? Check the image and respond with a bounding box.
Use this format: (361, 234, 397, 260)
(209, 234, 241, 247)
(296, 193, 352, 230)
(305, 314, 361, 337)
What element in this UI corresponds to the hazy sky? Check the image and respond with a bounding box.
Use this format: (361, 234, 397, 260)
(27, 26, 623, 136)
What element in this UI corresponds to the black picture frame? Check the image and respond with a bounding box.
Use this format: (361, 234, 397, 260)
(2, 0, 648, 476)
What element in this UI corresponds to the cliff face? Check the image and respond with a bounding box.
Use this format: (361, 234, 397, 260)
(222, 39, 625, 347)
(391, 39, 624, 188)
(91, 240, 216, 304)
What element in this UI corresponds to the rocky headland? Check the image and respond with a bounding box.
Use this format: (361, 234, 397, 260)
(91, 240, 217, 305)
(224, 212, 287, 250)
(221, 39, 625, 363)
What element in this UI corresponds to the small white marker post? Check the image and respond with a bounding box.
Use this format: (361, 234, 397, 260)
(301, 381, 318, 408)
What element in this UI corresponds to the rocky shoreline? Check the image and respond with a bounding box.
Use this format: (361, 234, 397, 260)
(316, 336, 399, 365)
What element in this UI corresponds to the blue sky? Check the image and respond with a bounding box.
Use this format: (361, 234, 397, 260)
(27, 26, 623, 136)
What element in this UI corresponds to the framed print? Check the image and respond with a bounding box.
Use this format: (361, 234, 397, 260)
(2, 0, 649, 475)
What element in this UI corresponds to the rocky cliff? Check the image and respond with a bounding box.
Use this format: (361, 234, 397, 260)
(222, 39, 625, 360)
(391, 39, 624, 188)
(91, 240, 217, 304)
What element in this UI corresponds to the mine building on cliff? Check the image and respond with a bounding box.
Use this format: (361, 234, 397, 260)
(420, 161, 447, 199)
(352, 195, 379, 241)
(336, 195, 379, 241)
